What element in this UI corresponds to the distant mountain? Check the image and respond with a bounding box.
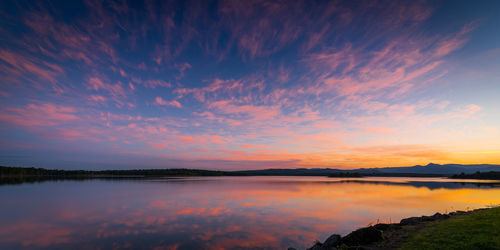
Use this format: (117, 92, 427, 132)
(235, 163, 500, 176)
(236, 168, 345, 176)
(372, 163, 500, 175)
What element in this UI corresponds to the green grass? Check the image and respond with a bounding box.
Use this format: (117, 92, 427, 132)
(400, 207, 500, 250)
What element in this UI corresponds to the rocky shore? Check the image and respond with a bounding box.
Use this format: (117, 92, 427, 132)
(291, 208, 490, 250)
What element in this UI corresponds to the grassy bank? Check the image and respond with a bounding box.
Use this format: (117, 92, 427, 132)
(400, 206, 500, 249)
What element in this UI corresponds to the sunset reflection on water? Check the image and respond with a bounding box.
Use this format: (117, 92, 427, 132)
(1, 176, 499, 249)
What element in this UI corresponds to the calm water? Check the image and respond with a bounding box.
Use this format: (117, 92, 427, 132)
(1, 176, 500, 249)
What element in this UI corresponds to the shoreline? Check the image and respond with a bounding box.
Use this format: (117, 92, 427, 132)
(3, 166, 500, 180)
(296, 206, 499, 250)
(2, 174, 500, 189)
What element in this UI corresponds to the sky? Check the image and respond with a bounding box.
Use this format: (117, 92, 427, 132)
(0, 0, 499, 170)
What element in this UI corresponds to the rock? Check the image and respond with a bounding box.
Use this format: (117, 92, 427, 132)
(420, 215, 434, 222)
(373, 223, 390, 231)
(431, 212, 450, 220)
(341, 226, 384, 246)
(323, 234, 341, 249)
(450, 210, 466, 216)
(431, 212, 442, 219)
(307, 242, 323, 250)
(373, 223, 401, 231)
(400, 213, 452, 225)
(399, 216, 421, 225)
(287, 248, 297, 250)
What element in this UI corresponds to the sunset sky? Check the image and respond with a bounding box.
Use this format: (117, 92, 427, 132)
(0, 0, 499, 170)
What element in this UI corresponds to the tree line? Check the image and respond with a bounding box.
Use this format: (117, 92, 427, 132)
(0, 166, 246, 178)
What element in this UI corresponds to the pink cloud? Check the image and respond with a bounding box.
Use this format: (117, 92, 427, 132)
(0, 49, 64, 87)
(207, 135, 231, 144)
(132, 77, 172, 89)
(119, 69, 127, 77)
(460, 104, 481, 117)
(87, 77, 127, 97)
(0, 103, 79, 127)
(138, 62, 147, 70)
(0, 90, 10, 97)
(217, 1, 303, 59)
(292, 24, 474, 118)
(154, 56, 162, 65)
(22, 10, 123, 68)
(47, 128, 102, 142)
(177, 136, 203, 143)
(434, 23, 475, 57)
(208, 100, 279, 120)
(174, 78, 246, 102)
(242, 144, 270, 149)
(152, 143, 167, 149)
(175, 62, 192, 79)
(89, 95, 107, 103)
(155, 97, 182, 108)
(61, 50, 92, 65)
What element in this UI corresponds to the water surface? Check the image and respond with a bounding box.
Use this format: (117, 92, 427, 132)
(1, 176, 499, 249)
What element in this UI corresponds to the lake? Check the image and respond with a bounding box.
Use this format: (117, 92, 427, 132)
(1, 176, 499, 249)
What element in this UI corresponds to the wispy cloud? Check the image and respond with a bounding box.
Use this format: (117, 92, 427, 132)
(155, 97, 182, 108)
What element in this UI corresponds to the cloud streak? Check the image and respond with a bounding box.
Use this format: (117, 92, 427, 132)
(155, 97, 182, 108)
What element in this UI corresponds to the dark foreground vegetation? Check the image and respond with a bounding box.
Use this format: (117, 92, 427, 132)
(450, 171, 500, 180)
(297, 206, 500, 250)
